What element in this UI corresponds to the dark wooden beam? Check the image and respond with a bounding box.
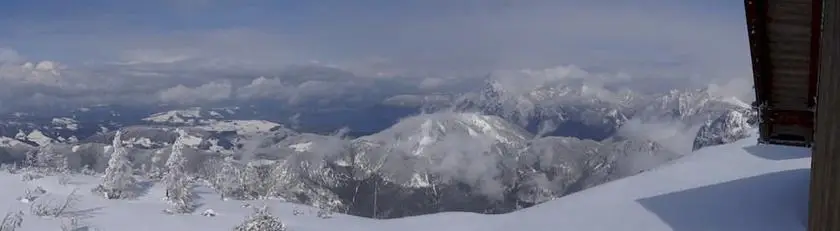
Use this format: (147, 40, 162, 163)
(808, 0, 840, 230)
(809, 0, 824, 108)
(745, 0, 775, 141)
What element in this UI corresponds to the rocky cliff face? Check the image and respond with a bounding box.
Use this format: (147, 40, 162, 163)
(693, 109, 757, 151)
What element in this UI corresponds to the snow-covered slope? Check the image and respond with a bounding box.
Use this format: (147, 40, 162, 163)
(357, 112, 532, 157)
(340, 112, 678, 217)
(507, 131, 809, 231)
(0, 130, 810, 231)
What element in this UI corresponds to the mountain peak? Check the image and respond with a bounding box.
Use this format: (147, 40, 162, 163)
(360, 112, 533, 156)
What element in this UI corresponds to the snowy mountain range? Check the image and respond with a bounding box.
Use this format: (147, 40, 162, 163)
(383, 76, 753, 141)
(0, 129, 806, 231)
(0, 76, 758, 219)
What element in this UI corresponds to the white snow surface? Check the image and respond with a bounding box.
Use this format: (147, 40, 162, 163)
(0, 137, 28, 148)
(24, 130, 54, 146)
(0, 130, 811, 231)
(51, 117, 79, 131)
(143, 107, 205, 124)
(195, 120, 281, 135)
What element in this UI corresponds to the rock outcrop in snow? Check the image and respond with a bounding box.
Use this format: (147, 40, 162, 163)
(693, 109, 757, 151)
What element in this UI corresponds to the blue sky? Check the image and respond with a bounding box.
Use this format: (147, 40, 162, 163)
(0, 0, 754, 109)
(0, 0, 748, 70)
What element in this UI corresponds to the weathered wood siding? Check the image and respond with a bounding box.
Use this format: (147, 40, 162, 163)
(808, 0, 840, 230)
(746, 0, 820, 147)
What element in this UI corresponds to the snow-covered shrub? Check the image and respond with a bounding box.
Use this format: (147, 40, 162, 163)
(94, 131, 137, 199)
(316, 208, 333, 219)
(58, 174, 71, 186)
(29, 189, 80, 217)
(18, 186, 46, 203)
(234, 206, 286, 231)
(148, 149, 168, 180)
(34, 144, 71, 173)
(292, 207, 303, 216)
(241, 161, 276, 199)
(60, 217, 82, 231)
(201, 209, 217, 217)
(80, 165, 96, 176)
(0, 163, 20, 174)
(209, 157, 293, 201)
(211, 157, 249, 200)
(0, 211, 23, 231)
(20, 173, 42, 182)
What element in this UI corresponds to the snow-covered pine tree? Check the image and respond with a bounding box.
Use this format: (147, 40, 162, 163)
(266, 160, 295, 199)
(234, 206, 286, 231)
(166, 129, 189, 171)
(23, 149, 38, 169)
(95, 130, 136, 199)
(213, 156, 245, 200)
(242, 161, 275, 199)
(148, 149, 168, 179)
(163, 129, 195, 214)
(34, 143, 68, 172)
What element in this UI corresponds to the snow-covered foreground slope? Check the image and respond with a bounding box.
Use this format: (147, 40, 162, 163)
(0, 130, 810, 231)
(509, 132, 810, 231)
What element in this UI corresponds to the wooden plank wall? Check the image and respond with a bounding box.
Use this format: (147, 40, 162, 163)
(808, 0, 840, 230)
(746, 0, 818, 147)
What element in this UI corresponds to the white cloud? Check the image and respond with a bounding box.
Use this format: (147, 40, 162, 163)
(158, 80, 232, 104)
(0, 59, 64, 86)
(1, 1, 749, 79)
(236, 76, 356, 105)
(0, 48, 22, 63)
(105, 28, 307, 72)
(0, 47, 758, 114)
(707, 77, 755, 103)
(117, 49, 193, 65)
(0, 1, 754, 111)
(489, 65, 592, 95)
(418, 77, 447, 90)
(616, 118, 703, 154)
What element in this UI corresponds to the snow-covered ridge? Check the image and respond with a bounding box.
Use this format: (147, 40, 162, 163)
(86, 119, 284, 153)
(143, 107, 211, 125)
(142, 107, 240, 125)
(442, 72, 749, 141)
(359, 112, 533, 155)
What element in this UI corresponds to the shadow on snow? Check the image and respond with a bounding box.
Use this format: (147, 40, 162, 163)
(637, 169, 809, 231)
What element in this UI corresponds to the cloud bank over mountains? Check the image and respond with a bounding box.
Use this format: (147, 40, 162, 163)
(0, 0, 753, 112)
